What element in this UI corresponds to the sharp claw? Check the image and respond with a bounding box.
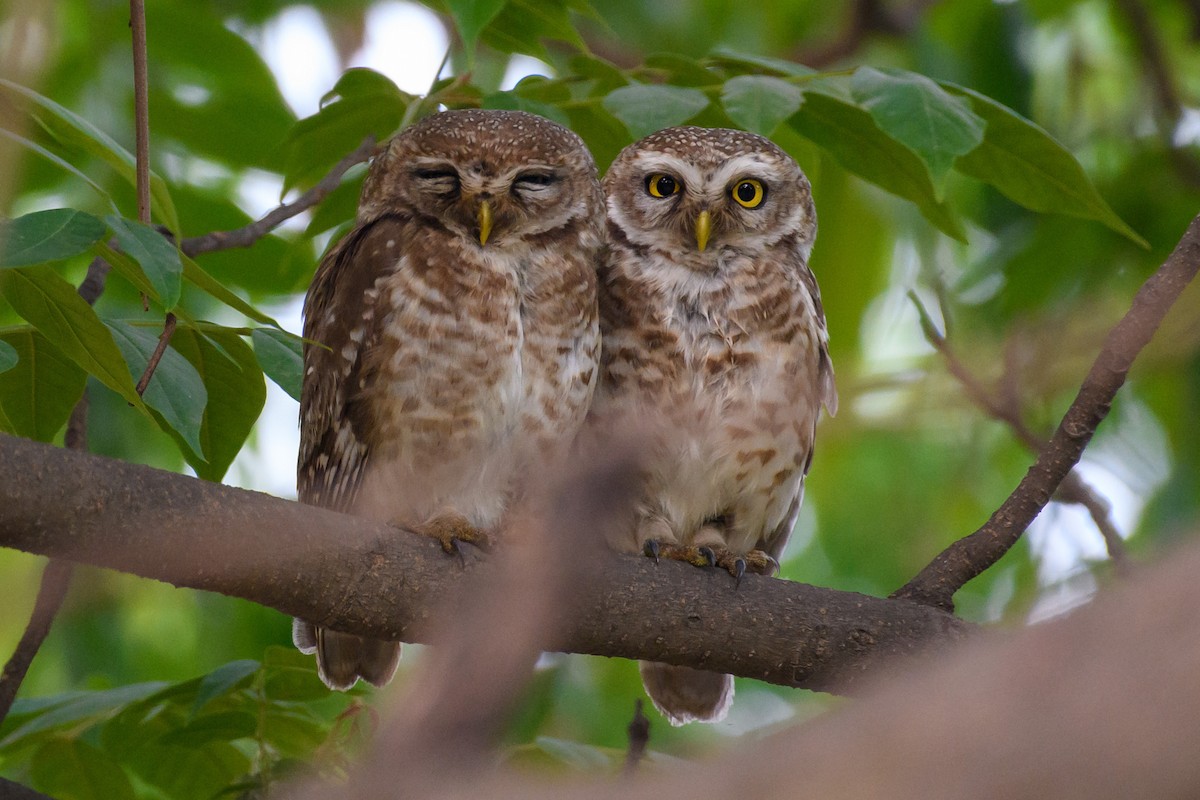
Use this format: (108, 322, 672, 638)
(698, 546, 717, 568)
(765, 555, 780, 576)
(733, 557, 746, 587)
(643, 539, 661, 564)
(446, 536, 465, 566)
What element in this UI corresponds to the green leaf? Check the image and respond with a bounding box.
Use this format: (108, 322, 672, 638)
(447, 0, 508, 50)
(0, 329, 85, 441)
(30, 738, 136, 800)
(721, 75, 804, 136)
(261, 646, 329, 701)
(789, 91, 965, 241)
(602, 84, 711, 139)
(850, 67, 985, 196)
(170, 329, 266, 482)
(260, 709, 329, 759)
(126, 740, 250, 800)
(485, 0, 585, 58)
(0, 267, 145, 407)
(0, 683, 169, 750)
(0, 338, 16, 373)
(182, 254, 279, 327)
(0, 128, 119, 211)
(0, 209, 107, 267)
(192, 660, 260, 717)
(159, 711, 258, 746)
(0, 78, 180, 233)
(708, 47, 815, 77)
(105, 215, 183, 309)
(945, 83, 1147, 246)
(283, 68, 405, 195)
(252, 328, 303, 402)
(107, 321, 208, 458)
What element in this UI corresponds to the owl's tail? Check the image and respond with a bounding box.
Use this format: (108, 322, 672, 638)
(292, 618, 401, 691)
(638, 661, 733, 726)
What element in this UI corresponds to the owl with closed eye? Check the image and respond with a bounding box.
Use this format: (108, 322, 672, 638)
(292, 109, 604, 691)
(592, 126, 837, 725)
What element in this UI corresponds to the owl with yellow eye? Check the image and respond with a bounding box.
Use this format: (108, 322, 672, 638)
(592, 126, 837, 726)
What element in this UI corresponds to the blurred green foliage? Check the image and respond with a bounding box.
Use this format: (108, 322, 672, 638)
(1, 0, 1198, 796)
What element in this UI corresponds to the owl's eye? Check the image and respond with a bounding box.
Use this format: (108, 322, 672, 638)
(731, 179, 766, 209)
(645, 173, 681, 198)
(414, 167, 458, 181)
(513, 170, 559, 191)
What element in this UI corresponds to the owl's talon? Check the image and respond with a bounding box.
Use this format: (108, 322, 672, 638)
(412, 512, 488, 562)
(698, 546, 717, 568)
(643, 539, 661, 563)
(732, 557, 747, 587)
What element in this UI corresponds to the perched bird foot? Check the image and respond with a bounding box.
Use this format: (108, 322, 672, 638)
(411, 511, 491, 560)
(642, 540, 721, 569)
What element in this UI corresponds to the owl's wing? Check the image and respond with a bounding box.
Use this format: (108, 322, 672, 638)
(797, 263, 838, 417)
(297, 215, 407, 512)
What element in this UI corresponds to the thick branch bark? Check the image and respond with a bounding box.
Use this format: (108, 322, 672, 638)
(0, 432, 969, 695)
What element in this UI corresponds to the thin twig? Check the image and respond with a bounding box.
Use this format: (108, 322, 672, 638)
(894, 214, 1200, 610)
(1112, 0, 1200, 187)
(909, 292, 1132, 575)
(181, 137, 377, 258)
(134, 311, 177, 395)
(130, 0, 151, 223)
(0, 253, 110, 726)
(623, 700, 650, 777)
(0, 560, 73, 723)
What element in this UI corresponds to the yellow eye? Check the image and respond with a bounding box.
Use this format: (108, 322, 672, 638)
(731, 179, 765, 209)
(646, 173, 681, 198)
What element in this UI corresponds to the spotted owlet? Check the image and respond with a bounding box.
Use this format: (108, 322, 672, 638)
(292, 109, 604, 690)
(593, 126, 837, 725)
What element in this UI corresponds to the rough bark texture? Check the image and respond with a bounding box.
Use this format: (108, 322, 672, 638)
(0, 432, 969, 694)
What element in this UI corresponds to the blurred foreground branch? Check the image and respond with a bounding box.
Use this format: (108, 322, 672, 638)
(895, 213, 1200, 610)
(0, 432, 968, 696)
(304, 531, 1200, 800)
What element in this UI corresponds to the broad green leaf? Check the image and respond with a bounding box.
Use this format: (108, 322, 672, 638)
(708, 47, 815, 77)
(182, 254, 279, 327)
(282, 68, 405, 195)
(0, 79, 180, 233)
(721, 75, 804, 136)
(789, 91, 965, 241)
(159, 711, 258, 746)
(261, 646, 329, 701)
(0, 267, 144, 407)
(0, 209, 107, 267)
(0, 329, 85, 441)
(0, 338, 16, 373)
(485, 0, 585, 58)
(447, 0, 508, 50)
(260, 708, 329, 759)
(0, 683, 168, 750)
(602, 84, 710, 139)
(252, 328, 303, 402)
(850, 67, 985, 197)
(107, 321, 208, 458)
(105, 215, 183, 309)
(30, 738, 136, 800)
(644, 53, 721, 88)
(0, 128, 119, 211)
(946, 83, 1147, 246)
(191, 660, 260, 717)
(171, 328, 266, 481)
(126, 740, 250, 800)
(482, 91, 571, 128)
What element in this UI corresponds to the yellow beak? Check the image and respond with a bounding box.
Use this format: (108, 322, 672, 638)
(477, 200, 493, 246)
(694, 209, 712, 252)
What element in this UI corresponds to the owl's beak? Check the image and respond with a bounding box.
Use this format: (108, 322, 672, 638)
(694, 209, 712, 252)
(477, 200, 494, 246)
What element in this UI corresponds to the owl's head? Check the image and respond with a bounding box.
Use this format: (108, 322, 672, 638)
(360, 109, 601, 248)
(603, 126, 816, 269)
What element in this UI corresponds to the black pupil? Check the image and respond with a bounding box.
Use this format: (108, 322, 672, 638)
(519, 173, 553, 186)
(656, 176, 676, 194)
(737, 182, 757, 202)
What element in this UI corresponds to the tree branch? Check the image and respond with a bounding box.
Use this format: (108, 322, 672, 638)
(0, 432, 970, 695)
(180, 137, 377, 258)
(894, 213, 1200, 610)
(300, 531, 1200, 800)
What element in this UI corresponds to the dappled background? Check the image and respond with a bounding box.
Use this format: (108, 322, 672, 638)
(1, 0, 1199, 788)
